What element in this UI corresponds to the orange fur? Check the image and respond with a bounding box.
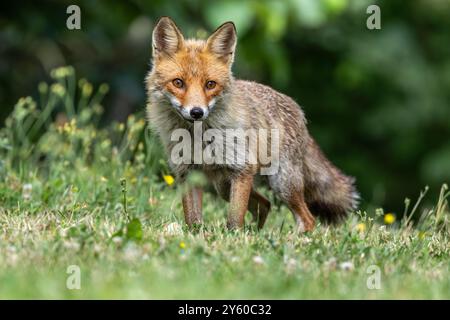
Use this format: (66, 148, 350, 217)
(153, 40, 230, 109)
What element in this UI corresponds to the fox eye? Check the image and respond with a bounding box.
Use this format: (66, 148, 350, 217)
(172, 78, 184, 88)
(205, 80, 216, 90)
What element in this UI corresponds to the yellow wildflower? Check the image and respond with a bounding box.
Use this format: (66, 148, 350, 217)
(99, 83, 109, 94)
(163, 175, 175, 186)
(179, 241, 186, 249)
(38, 82, 48, 94)
(78, 78, 87, 88)
(356, 223, 366, 233)
(418, 231, 426, 240)
(63, 122, 71, 134)
(50, 66, 73, 79)
(384, 213, 396, 224)
(82, 82, 93, 97)
(50, 83, 66, 97)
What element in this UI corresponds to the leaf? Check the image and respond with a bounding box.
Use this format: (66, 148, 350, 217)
(125, 218, 143, 241)
(292, 0, 327, 27)
(204, 1, 254, 35)
(111, 229, 123, 239)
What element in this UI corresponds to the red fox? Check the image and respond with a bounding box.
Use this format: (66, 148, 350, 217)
(146, 17, 359, 232)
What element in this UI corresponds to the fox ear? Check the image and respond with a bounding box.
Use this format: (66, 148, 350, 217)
(206, 22, 237, 63)
(152, 17, 184, 57)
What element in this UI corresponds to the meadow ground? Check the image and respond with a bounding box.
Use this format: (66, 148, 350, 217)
(0, 67, 448, 299)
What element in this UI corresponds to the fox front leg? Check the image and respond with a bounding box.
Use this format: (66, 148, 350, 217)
(226, 174, 253, 230)
(182, 187, 203, 227)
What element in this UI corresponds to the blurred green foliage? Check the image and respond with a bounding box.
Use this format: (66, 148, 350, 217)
(0, 0, 449, 212)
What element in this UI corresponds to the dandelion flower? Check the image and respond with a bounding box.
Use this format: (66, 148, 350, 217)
(179, 241, 186, 249)
(163, 175, 175, 186)
(384, 213, 396, 225)
(356, 223, 366, 233)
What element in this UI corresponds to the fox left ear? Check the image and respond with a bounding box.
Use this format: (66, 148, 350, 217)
(206, 22, 237, 63)
(152, 17, 184, 57)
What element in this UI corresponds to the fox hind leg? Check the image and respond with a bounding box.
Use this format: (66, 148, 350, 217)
(268, 166, 315, 232)
(287, 192, 315, 232)
(248, 190, 271, 229)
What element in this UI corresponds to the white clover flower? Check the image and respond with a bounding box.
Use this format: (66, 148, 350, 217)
(93, 244, 102, 254)
(123, 243, 141, 262)
(112, 236, 123, 245)
(63, 240, 80, 251)
(230, 256, 239, 263)
(22, 183, 33, 201)
(252, 255, 265, 265)
(324, 257, 337, 270)
(339, 261, 354, 271)
(285, 258, 297, 274)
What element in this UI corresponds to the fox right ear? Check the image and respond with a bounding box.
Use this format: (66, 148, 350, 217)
(152, 17, 184, 57)
(206, 22, 237, 63)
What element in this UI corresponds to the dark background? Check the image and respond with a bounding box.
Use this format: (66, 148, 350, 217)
(0, 0, 449, 213)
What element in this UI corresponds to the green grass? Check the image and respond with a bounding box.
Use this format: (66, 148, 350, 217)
(0, 67, 448, 299)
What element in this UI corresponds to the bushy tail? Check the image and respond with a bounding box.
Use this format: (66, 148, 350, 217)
(303, 138, 359, 224)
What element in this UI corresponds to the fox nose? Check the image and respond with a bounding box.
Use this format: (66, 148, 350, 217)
(190, 107, 204, 120)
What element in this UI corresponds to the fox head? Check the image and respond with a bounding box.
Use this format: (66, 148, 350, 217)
(147, 17, 237, 121)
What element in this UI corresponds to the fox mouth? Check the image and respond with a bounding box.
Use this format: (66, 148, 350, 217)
(168, 98, 209, 121)
(164, 92, 216, 122)
(173, 106, 209, 122)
